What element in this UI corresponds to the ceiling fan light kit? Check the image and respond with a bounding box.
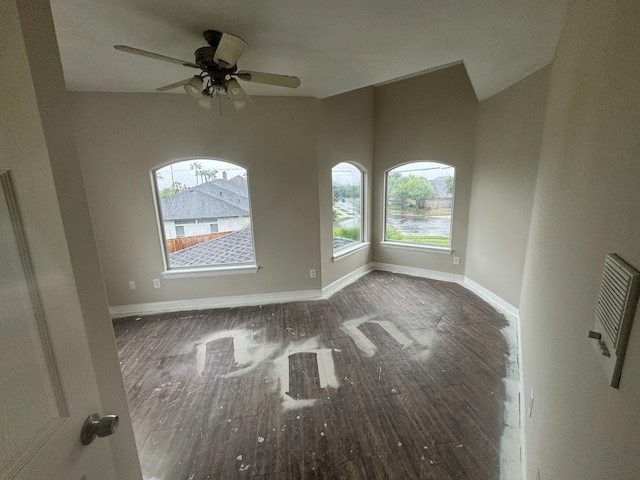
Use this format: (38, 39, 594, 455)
(184, 77, 204, 97)
(197, 95, 213, 110)
(225, 79, 244, 98)
(114, 29, 300, 111)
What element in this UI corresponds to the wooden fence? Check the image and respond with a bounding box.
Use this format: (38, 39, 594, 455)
(167, 232, 230, 253)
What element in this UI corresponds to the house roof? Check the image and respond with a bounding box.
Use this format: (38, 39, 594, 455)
(169, 229, 255, 266)
(161, 176, 250, 221)
(168, 230, 357, 267)
(432, 176, 452, 199)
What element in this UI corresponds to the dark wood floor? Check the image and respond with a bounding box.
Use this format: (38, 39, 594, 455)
(114, 271, 511, 480)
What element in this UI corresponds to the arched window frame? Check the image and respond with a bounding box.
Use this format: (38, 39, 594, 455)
(152, 158, 258, 278)
(331, 162, 369, 261)
(382, 161, 455, 254)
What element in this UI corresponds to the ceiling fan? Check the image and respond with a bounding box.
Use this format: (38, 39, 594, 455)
(114, 30, 301, 110)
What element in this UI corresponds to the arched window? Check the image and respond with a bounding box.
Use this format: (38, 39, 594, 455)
(153, 159, 256, 272)
(332, 162, 365, 255)
(384, 161, 455, 248)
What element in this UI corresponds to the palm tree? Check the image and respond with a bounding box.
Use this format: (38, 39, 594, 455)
(200, 168, 218, 182)
(190, 161, 203, 185)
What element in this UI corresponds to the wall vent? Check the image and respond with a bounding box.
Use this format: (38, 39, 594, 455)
(590, 254, 640, 388)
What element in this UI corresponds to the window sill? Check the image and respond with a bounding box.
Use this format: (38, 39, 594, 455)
(161, 264, 259, 279)
(332, 242, 370, 262)
(380, 241, 452, 255)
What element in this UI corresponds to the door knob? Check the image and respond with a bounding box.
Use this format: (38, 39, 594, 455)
(81, 414, 119, 445)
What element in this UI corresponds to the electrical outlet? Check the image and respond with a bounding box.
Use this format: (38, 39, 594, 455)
(453, 256, 460, 265)
(129, 280, 136, 290)
(153, 278, 161, 289)
(310, 269, 317, 278)
(529, 389, 534, 417)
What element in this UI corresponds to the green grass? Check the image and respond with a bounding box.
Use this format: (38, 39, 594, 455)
(333, 205, 357, 224)
(385, 226, 449, 246)
(387, 207, 451, 218)
(333, 226, 361, 241)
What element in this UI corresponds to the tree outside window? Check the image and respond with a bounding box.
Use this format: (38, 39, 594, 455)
(332, 162, 364, 253)
(384, 161, 455, 247)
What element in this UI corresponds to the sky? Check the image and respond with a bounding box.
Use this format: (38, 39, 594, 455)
(156, 160, 453, 191)
(155, 159, 246, 190)
(332, 162, 361, 186)
(391, 161, 454, 180)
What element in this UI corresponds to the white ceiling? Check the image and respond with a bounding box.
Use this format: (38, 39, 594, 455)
(49, 0, 567, 101)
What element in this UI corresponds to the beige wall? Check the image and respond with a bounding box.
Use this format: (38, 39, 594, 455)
(465, 67, 551, 307)
(520, 0, 640, 478)
(71, 64, 478, 308)
(317, 87, 374, 288)
(372, 64, 477, 272)
(71, 64, 478, 307)
(70, 93, 322, 306)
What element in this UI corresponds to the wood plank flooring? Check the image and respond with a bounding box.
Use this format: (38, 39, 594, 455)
(114, 271, 512, 480)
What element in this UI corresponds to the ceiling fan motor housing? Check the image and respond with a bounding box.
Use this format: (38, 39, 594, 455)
(194, 47, 219, 69)
(203, 30, 223, 48)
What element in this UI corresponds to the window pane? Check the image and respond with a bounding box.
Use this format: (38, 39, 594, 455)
(332, 162, 362, 253)
(385, 162, 454, 247)
(154, 160, 254, 268)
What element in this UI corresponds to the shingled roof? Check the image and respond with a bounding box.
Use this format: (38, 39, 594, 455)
(168, 230, 358, 267)
(161, 176, 250, 221)
(169, 229, 255, 266)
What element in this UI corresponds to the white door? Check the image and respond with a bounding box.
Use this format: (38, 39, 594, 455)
(0, 1, 123, 478)
(0, 171, 117, 480)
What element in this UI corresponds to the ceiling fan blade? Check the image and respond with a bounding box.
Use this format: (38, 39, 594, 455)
(213, 33, 248, 68)
(114, 45, 199, 69)
(156, 77, 196, 92)
(235, 70, 301, 88)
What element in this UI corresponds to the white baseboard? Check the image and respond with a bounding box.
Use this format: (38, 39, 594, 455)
(462, 277, 520, 319)
(110, 264, 375, 319)
(371, 263, 520, 320)
(371, 262, 465, 285)
(112, 266, 520, 322)
(321, 263, 374, 299)
(110, 289, 323, 319)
